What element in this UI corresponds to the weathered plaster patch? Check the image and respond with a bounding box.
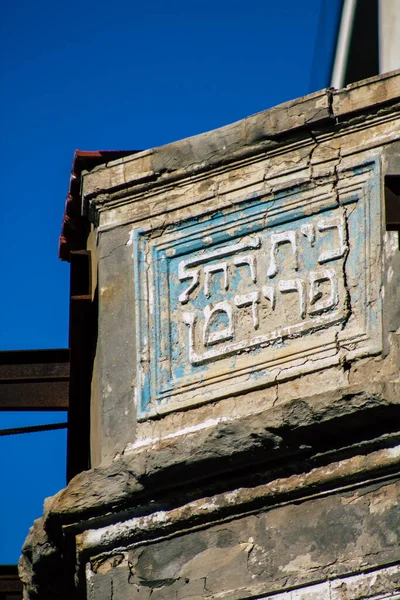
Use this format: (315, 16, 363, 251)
(126, 416, 231, 452)
(281, 553, 325, 574)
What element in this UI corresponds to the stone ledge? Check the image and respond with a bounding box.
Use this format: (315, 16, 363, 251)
(47, 380, 400, 524)
(20, 445, 400, 600)
(78, 447, 400, 557)
(333, 69, 400, 117)
(82, 71, 400, 201)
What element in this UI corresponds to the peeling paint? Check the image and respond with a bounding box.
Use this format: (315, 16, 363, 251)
(133, 158, 382, 419)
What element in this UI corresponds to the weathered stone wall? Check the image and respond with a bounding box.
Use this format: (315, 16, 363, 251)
(20, 71, 400, 599)
(87, 477, 400, 600)
(20, 441, 400, 599)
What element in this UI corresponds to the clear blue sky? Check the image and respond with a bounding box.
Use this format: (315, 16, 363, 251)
(0, 0, 341, 563)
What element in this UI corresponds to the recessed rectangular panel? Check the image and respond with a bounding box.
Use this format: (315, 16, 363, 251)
(134, 159, 381, 419)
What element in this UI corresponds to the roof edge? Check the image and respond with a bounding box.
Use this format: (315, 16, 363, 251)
(59, 150, 138, 261)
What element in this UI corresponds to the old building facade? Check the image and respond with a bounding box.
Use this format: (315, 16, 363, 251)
(20, 71, 400, 599)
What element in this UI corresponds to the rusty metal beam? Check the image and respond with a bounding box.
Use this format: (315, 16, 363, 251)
(0, 565, 22, 599)
(0, 349, 69, 410)
(0, 422, 68, 437)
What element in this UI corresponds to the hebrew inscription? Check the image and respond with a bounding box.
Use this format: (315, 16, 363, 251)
(134, 160, 381, 418)
(176, 213, 348, 365)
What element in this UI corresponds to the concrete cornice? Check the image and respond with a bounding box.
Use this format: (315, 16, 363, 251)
(81, 71, 400, 209)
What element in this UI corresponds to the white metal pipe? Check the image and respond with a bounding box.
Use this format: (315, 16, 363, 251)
(331, 0, 358, 89)
(379, 0, 400, 73)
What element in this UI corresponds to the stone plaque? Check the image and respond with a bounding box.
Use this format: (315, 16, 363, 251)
(134, 159, 381, 419)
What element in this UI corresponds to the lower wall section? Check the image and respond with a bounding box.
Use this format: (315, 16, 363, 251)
(243, 565, 400, 599)
(86, 477, 400, 600)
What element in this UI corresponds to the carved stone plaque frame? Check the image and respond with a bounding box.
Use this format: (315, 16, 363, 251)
(133, 158, 382, 419)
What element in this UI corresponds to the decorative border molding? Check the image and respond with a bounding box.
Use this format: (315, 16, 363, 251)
(133, 158, 381, 419)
